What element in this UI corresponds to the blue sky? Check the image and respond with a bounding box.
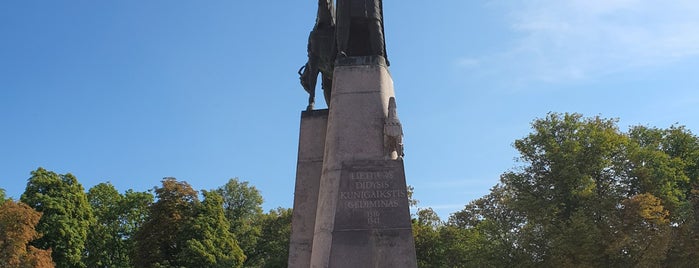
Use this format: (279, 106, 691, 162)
(2, 1, 698, 218)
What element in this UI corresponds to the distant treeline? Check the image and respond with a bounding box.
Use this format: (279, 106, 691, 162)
(2, 112, 698, 267)
(1, 173, 289, 268)
(413, 113, 699, 267)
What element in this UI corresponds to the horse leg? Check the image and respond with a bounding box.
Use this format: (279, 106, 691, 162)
(307, 92, 315, 111)
(303, 61, 320, 111)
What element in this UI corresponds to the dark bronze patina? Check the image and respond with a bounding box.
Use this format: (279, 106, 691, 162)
(336, 0, 387, 59)
(299, 0, 388, 109)
(299, 0, 336, 110)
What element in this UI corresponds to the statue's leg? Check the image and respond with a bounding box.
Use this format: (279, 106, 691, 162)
(336, 2, 350, 56)
(321, 74, 333, 107)
(368, 18, 385, 58)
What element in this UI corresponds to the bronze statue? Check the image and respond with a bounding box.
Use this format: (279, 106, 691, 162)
(336, 0, 387, 60)
(299, 0, 337, 110)
(299, 0, 388, 110)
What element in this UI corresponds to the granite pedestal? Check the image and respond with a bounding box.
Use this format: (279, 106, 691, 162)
(291, 56, 416, 268)
(288, 109, 329, 267)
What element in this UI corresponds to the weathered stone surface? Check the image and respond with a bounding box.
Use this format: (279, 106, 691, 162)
(334, 160, 410, 230)
(310, 60, 394, 268)
(288, 109, 328, 268)
(328, 160, 416, 267)
(306, 58, 416, 268)
(329, 229, 416, 267)
(384, 97, 403, 159)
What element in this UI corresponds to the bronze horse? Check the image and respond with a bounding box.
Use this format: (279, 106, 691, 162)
(299, 0, 337, 110)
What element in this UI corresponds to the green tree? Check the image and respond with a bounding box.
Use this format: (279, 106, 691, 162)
(438, 225, 486, 268)
(478, 113, 699, 266)
(670, 186, 699, 266)
(626, 126, 694, 216)
(246, 208, 292, 267)
(134, 178, 245, 268)
(608, 193, 671, 266)
(84, 183, 153, 268)
(120, 189, 154, 265)
(84, 183, 123, 268)
(0, 188, 6, 204)
(406, 185, 418, 208)
(448, 185, 527, 267)
(133, 178, 199, 268)
(179, 190, 244, 268)
(215, 178, 263, 259)
(498, 113, 629, 266)
(21, 168, 93, 268)
(427, 113, 699, 266)
(0, 200, 55, 268)
(412, 208, 444, 268)
(630, 125, 699, 266)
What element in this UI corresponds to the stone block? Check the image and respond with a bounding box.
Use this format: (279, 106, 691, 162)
(288, 109, 328, 268)
(309, 59, 416, 267)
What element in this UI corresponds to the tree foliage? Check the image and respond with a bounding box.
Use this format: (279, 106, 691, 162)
(84, 183, 153, 268)
(412, 113, 699, 267)
(133, 178, 244, 268)
(20, 168, 93, 268)
(179, 190, 245, 268)
(245, 208, 292, 268)
(4, 112, 697, 267)
(412, 208, 443, 268)
(133, 178, 200, 268)
(0, 200, 55, 268)
(502, 113, 629, 266)
(84, 183, 122, 268)
(5, 171, 293, 268)
(0, 188, 6, 204)
(215, 177, 263, 261)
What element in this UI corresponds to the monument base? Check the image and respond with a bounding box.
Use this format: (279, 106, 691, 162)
(308, 56, 417, 268)
(329, 160, 416, 267)
(288, 109, 328, 267)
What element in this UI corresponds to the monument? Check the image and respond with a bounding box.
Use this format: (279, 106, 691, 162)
(289, 1, 417, 267)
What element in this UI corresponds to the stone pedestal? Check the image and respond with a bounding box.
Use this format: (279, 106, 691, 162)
(328, 159, 415, 267)
(307, 56, 417, 268)
(288, 109, 329, 267)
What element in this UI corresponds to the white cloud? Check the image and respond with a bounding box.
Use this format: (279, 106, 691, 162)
(455, 57, 480, 68)
(482, 0, 699, 83)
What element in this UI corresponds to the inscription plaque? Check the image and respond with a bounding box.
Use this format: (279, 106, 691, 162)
(334, 160, 411, 230)
(329, 159, 416, 267)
